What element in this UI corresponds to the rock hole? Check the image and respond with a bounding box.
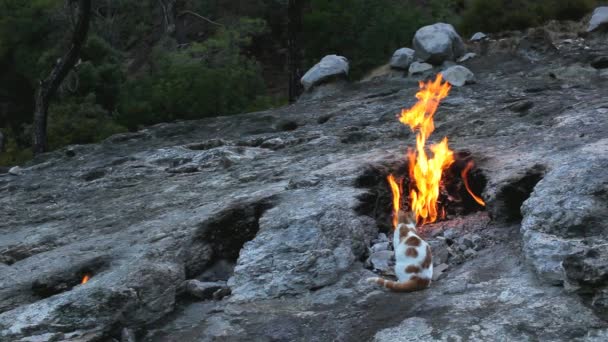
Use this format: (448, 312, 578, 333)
(185, 139, 227, 151)
(492, 165, 545, 222)
(82, 168, 107, 182)
(354, 151, 487, 235)
(278, 120, 299, 131)
(30, 258, 107, 299)
(184, 198, 276, 279)
(317, 115, 332, 124)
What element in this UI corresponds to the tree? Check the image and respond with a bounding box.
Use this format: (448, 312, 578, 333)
(32, 0, 92, 155)
(287, 0, 303, 103)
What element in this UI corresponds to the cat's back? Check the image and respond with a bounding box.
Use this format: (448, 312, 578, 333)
(394, 223, 433, 282)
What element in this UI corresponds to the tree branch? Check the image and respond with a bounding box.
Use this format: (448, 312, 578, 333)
(32, 0, 92, 154)
(178, 10, 223, 27)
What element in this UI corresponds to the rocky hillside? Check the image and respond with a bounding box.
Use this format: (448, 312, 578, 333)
(1, 13, 608, 341)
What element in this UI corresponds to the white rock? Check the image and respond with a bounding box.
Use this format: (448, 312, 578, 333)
(458, 52, 477, 62)
(442, 65, 475, 86)
(587, 7, 608, 32)
(408, 61, 433, 75)
(8, 166, 22, 176)
(413, 23, 465, 64)
(301, 55, 349, 90)
(389, 47, 415, 70)
(470, 32, 487, 41)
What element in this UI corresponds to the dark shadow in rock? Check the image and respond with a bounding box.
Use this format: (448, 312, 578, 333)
(492, 165, 545, 222)
(184, 197, 276, 279)
(317, 115, 332, 124)
(278, 120, 299, 131)
(82, 168, 107, 182)
(185, 139, 227, 151)
(31, 256, 109, 300)
(354, 152, 487, 236)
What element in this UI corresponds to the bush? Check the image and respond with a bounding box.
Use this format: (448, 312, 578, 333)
(117, 18, 268, 130)
(460, 0, 599, 34)
(47, 95, 127, 150)
(303, 0, 429, 79)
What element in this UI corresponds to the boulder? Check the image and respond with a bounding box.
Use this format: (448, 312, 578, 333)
(442, 65, 475, 86)
(389, 47, 415, 70)
(587, 7, 608, 32)
(181, 280, 229, 300)
(413, 23, 465, 64)
(458, 52, 477, 63)
(301, 55, 349, 90)
(408, 61, 433, 75)
(470, 32, 487, 41)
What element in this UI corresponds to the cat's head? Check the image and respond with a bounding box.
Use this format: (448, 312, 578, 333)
(397, 210, 416, 228)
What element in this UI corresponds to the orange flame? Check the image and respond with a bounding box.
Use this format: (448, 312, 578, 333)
(81, 274, 90, 284)
(391, 74, 455, 225)
(462, 161, 486, 206)
(387, 174, 402, 228)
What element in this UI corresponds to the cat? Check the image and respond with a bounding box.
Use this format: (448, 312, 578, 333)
(367, 211, 433, 292)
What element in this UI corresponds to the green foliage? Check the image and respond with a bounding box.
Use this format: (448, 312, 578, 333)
(460, 0, 598, 34)
(303, 0, 428, 79)
(47, 95, 126, 150)
(118, 18, 268, 130)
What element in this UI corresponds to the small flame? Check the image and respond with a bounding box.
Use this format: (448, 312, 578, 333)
(399, 74, 454, 225)
(461, 161, 486, 206)
(81, 274, 90, 284)
(387, 174, 402, 228)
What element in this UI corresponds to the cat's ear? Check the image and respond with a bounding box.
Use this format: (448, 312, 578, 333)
(397, 211, 414, 225)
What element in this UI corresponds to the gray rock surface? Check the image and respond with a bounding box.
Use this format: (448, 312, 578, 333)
(442, 65, 475, 86)
(458, 52, 477, 62)
(588, 7, 608, 32)
(389, 48, 416, 70)
(413, 23, 465, 64)
(301, 54, 349, 90)
(470, 32, 488, 41)
(2, 18, 608, 341)
(408, 61, 433, 75)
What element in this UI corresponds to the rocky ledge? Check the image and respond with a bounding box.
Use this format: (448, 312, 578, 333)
(1, 18, 608, 342)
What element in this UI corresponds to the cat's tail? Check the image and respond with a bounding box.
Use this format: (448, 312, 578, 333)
(366, 276, 430, 292)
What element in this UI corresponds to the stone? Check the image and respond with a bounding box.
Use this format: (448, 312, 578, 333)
(550, 64, 598, 82)
(389, 47, 416, 70)
(470, 32, 487, 41)
(587, 7, 608, 32)
(428, 240, 448, 265)
(591, 56, 608, 69)
(413, 23, 465, 64)
(370, 241, 390, 253)
(181, 280, 228, 300)
(374, 233, 389, 243)
(369, 250, 394, 272)
(458, 235, 475, 249)
(408, 61, 433, 75)
(121, 328, 136, 342)
(442, 228, 458, 241)
(301, 54, 349, 90)
(8, 166, 22, 176)
(442, 65, 475, 86)
(433, 263, 449, 281)
(457, 52, 477, 62)
(464, 249, 477, 259)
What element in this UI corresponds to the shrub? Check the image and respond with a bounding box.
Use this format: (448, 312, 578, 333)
(117, 18, 268, 130)
(47, 95, 127, 150)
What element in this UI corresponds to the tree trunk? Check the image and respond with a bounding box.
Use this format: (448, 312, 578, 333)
(287, 0, 303, 103)
(0, 129, 4, 153)
(159, 0, 177, 35)
(32, 0, 92, 155)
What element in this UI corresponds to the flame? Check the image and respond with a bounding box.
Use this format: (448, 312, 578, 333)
(461, 161, 486, 206)
(387, 174, 402, 228)
(390, 74, 455, 225)
(81, 274, 90, 284)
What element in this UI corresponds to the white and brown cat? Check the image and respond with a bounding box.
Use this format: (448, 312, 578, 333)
(367, 211, 433, 292)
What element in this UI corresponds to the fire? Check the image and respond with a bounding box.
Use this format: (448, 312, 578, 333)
(81, 274, 90, 284)
(389, 73, 486, 227)
(462, 161, 486, 206)
(387, 174, 402, 228)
